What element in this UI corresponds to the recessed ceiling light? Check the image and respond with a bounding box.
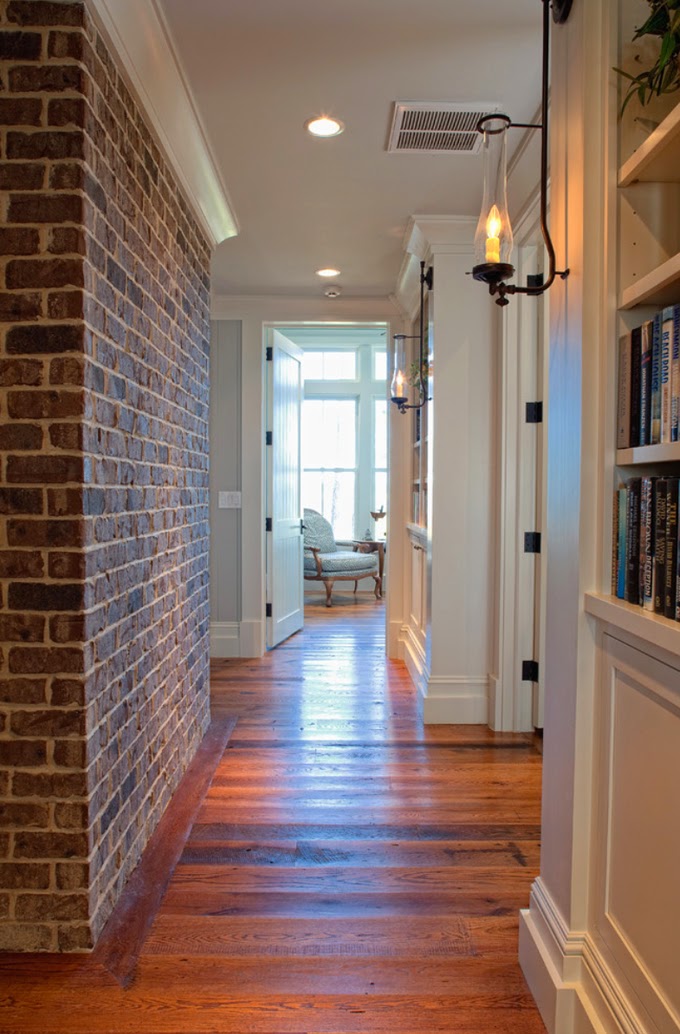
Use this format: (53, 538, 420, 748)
(305, 116, 345, 138)
(316, 267, 341, 278)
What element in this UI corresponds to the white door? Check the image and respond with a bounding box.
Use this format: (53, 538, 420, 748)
(266, 330, 304, 647)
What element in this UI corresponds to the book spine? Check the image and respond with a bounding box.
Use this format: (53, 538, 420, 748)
(616, 333, 631, 449)
(672, 304, 680, 443)
(624, 478, 641, 605)
(664, 478, 679, 618)
(639, 319, 653, 446)
(651, 314, 662, 445)
(640, 476, 656, 610)
(654, 478, 667, 613)
(617, 486, 627, 599)
(611, 488, 619, 596)
(629, 326, 642, 448)
(661, 308, 673, 443)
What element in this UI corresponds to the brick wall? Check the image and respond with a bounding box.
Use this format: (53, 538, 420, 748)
(0, 0, 212, 951)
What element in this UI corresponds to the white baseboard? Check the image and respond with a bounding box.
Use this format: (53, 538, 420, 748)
(421, 675, 488, 724)
(387, 619, 403, 659)
(399, 624, 428, 697)
(520, 878, 655, 1034)
(210, 619, 264, 658)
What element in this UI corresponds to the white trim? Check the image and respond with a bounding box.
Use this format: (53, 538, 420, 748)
(86, 0, 238, 248)
(520, 878, 656, 1034)
(211, 295, 399, 320)
(210, 620, 264, 658)
(399, 623, 428, 696)
(421, 676, 488, 724)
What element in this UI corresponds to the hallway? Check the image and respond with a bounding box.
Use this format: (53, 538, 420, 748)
(0, 599, 545, 1033)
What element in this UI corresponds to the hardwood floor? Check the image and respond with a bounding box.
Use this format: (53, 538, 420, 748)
(0, 595, 545, 1033)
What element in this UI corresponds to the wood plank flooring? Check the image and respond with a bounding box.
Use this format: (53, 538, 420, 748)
(0, 595, 545, 1033)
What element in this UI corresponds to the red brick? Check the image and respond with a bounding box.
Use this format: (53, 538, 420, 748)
(47, 290, 84, 320)
(6, 455, 84, 484)
(0, 424, 42, 450)
(8, 647, 85, 675)
(0, 803, 49, 829)
(46, 488, 82, 516)
(0, 614, 45, 642)
(13, 771, 86, 797)
(55, 862, 88, 889)
(7, 390, 83, 419)
(57, 924, 93, 951)
(0, 359, 43, 387)
(49, 614, 86, 643)
(0, 678, 46, 704)
(7, 519, 84, 548)
(10, 709, 85, 738)
(9, 65, 84, 94)
(6, 3, 85, 27)
(0, 227, 40, 254)
(0, 865, 50, 890)
(16, 893, 88, 922)
(5, 257, 84, 289)
(47, 228, 86, 257)
(0, 97, 42, 126)
(54, 801, 87, 829)
(48, 552, 85, 580)
(47, 97, 87, 127)
(0, 741, 47, 767)
(0, 31, 42, 60)
(49, 423, 82, 450)
(0, 292, 41, 322)
(8, 194, 83, 225)
(0, 550, 44, 576)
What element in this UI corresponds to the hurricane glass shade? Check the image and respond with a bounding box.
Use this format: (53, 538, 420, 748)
(473, 117, 514, 272)
(390, 334, 408, 403)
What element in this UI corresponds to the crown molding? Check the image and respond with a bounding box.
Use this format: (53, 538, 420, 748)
(210, 293, 399, 322)
(86, 0, 238, 249)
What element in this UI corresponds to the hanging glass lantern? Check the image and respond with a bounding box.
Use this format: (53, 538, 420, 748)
(472, 114, 514, 288)
(390, 334, 408, 406)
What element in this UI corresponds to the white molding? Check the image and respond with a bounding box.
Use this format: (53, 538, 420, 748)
(209, 620, 264, 658)
(520, 878, 657, 1034)
(399, 624, 428, 696)
(86, 0, 238, 248)
(211, 295, 399, 320)
(421, 676, 488, 724)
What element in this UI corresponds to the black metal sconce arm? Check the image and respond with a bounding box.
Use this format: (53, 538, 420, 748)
(391, 261, 433, 413)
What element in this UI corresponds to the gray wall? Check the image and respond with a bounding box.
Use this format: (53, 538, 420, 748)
(210, 320, 243, 623)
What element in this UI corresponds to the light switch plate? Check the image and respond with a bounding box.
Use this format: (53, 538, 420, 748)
(218, 491, 241, 509)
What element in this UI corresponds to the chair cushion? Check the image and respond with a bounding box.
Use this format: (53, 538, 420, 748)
(303, 508, 337, 554)
(304, 549, 378, 575)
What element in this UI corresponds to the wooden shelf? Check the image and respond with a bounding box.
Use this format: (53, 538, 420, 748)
(617, 443, 680, 465)
(619, 102, 680, 187)
(620, 251, 680, 310)
(585, 592, 680, 662)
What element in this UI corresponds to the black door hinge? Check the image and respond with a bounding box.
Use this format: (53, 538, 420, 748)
(522, 660, 539, 682)
(265, 517, 272, 532)
(527, 273, 544, 289)
(266, 603, 272, 617)
(525, 401, 543, 424)
(524, 532, 542, 554)
(266, 346, 273, 361)
(266, 430, 273, 446)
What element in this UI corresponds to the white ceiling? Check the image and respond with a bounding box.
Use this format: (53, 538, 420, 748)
(157, 0, 543, 300)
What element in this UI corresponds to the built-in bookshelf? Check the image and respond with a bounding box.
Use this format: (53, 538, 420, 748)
(411, 291, 430, 528)
(610, 96, 680, 642)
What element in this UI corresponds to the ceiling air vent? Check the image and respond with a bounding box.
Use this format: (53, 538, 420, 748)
(387, 102, 500, 156)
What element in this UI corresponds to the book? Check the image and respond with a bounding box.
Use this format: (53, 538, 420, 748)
(616, 334, 631, 449)
(654, 478, 667, 613)
(651, 313, 662, 445)
(664, 478, 679, 618)
(639, 319, 653, 446)
(671, 304, 680, 443)
(661, 307, 673, 443)
(624, 478, 641, 605)
(617, 485, 627, 599)
(629, 326, 642, 448)
(640, 476, 656, 611)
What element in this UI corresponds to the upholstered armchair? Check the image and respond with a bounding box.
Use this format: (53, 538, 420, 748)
(303, 508, 381, 607)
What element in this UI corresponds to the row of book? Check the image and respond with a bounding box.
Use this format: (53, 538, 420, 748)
(612, 476, 680, 618)
(617, 304, 680, 449)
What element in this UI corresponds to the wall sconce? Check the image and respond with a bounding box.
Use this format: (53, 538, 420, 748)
(472, 0, 572, 306)
(391, 261, 433, 414)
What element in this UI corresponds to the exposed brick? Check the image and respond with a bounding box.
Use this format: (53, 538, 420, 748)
(8, 647, 85, 675)
(8, 520, 83, 548)
(48, 552, 85, 580)
(7, 392, 83, 420)
(47, 96, 86, 127)
(0, 227, 40, 254)
(47, 290, 84, 320)
(8, 194, 83, 225)
(7, 455, 84, 484)
(0, 803, 49, 829)
(47, 228, 86, 257)
(10, 709, 84, 738)
(0, 614, 45, 642)
(49, 357, 84, 385)
(53, 740, 85, 769)
(8, 583, 84, 612)
(0, 550, 44, 576)
(13, 831, 88, 860)
(9, 65, 84, 94)
(0, 679, 46, 705)
(0, 31, 42, 60)
(0, 294, 42, 328)
(6, 131, 85, 161)
(5, 257, 84, 289)
(0, 924, 52, 952)
(0, 163, 45, 191)
(0, 865, 50, 890)
(0, 424, 42, 450)
(13, 771, 86, 797)
(54, 801, 87, 829)
(6, 3, 85, 27)
(16, 893, 88, 922)
(49, 423, 82, 450)
(0, 360, 43, 387)
(49, 615, 86, 643)
(55, 862, 88, 890)
(0, 97, 42, 126)
(57, 924, 92, 951)
(6, 324, 83, 356)
(0, 741, 47, 768)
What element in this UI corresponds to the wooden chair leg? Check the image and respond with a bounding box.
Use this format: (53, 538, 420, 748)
(353, 580, 358, 594)
(374, 575, 381, 599)
(324, 579, 334, 607)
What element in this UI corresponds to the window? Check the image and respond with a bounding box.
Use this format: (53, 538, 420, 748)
(301, 338, 387, 539)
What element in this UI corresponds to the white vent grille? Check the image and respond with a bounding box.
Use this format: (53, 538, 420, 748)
(387, 102, 500, 155)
